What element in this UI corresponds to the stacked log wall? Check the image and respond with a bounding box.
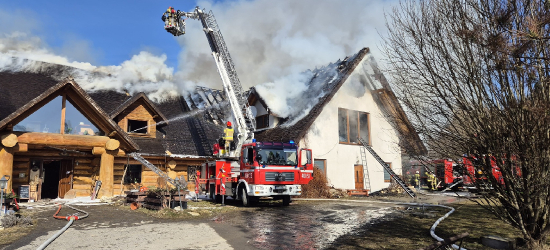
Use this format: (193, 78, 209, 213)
(112, 157, 195, 193)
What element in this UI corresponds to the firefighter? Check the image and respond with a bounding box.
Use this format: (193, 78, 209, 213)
(430, 173, 438, 190)
(414, 171, 420, 191)
(212, 143, 220, 156)
(171, 7, 176, 27)
(162, 7, 171, 27)
(223, 121, 234, 155)
(425, 171, 432, 191)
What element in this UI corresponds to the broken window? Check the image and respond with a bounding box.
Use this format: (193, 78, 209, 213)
(338, 108, 369, 144)
(384, 162, 392, 182)
(124, 165, 142, 184)
(127, 120, 148, 134)
(256, 114, 269, 129)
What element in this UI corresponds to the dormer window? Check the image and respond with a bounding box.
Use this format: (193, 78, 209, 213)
(127, 119, 148, 134)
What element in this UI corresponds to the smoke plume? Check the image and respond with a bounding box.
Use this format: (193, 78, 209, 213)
(0, 0, 395, 111)
(178, 0, 394, 118)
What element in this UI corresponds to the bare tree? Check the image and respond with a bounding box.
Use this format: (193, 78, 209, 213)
(383, 0, 550, 248)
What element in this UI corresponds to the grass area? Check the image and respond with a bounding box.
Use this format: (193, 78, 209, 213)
(0, 224, 35, 246)
(0, 209, 38, 246)
(330, 200, 532, 250)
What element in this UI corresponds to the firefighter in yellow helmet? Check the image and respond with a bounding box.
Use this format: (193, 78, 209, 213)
(414, 171, 420, 191)
(430, 172, 438, 190)
(223, 121, 234, 155)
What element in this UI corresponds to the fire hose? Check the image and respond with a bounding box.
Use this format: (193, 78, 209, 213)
(404, 203, 467, 250)
(36, 204, 89, 250)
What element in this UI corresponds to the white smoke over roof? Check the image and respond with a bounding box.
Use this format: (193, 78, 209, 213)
(0, 0, 394, 107)
(177, 0, 394, 121)
(178, 0, 393, 89)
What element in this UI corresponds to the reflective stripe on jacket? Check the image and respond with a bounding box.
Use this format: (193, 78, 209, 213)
(223, 128, 234, 141)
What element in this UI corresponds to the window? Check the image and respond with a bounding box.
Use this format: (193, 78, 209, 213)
(14, 95, 103, 135)
(124, 165, 142, 184)
(128, 120, 148, 134)
(338, 108, 369, 144)
(64, 99, 101, 135)
(384, 162, 392, 182)
(14, 96, 62, 133)
(256, 114, 269, 129)
(314, 159, 327, 176)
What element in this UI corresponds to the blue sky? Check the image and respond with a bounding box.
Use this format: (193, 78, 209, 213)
(0, 1, 199, 68)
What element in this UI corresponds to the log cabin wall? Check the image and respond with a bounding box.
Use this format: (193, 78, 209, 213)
(11, 155, 97, 200)
(116, 102, 157, 138)
(112, 157, 200, 195)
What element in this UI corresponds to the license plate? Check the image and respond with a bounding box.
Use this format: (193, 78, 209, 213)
(274, 186, 286, 190)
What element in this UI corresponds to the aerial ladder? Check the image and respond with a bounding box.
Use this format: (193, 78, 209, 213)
(160, 7, 314, 206)
(163, 6, 256, 158)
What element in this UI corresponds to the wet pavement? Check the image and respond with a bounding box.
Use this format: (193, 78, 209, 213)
(209, 199, 397, 249)
(3, 193, 464, 249)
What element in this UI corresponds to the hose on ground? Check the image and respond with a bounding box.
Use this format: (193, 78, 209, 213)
(36, 204, 88, 250)
(401, 203, 467, 250)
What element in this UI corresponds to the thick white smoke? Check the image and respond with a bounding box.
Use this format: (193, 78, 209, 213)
(0, 31, 195, 102)
(177, 0, 395, 118)
(0, 0, 395, 112)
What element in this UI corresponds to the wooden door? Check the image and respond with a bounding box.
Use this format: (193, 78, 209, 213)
(354, 165, 364, 189)
(58, 160, 73, 198)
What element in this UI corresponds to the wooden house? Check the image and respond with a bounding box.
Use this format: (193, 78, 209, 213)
(0, 65, 224, 200)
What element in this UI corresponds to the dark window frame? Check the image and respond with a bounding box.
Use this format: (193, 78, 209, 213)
(123, 164, 142, 184)
(338, 108, 370, 145)
(127, 119, 148, 134)
(256, 114, 270, 129)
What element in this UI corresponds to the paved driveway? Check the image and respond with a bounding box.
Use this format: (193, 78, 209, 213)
(4, 198, 425, 250)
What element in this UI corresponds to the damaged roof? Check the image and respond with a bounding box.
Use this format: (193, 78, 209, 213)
(253, 48, 370, 142)
(0, 62, 225, 156)
(0, 68, 139, 152)
(84, 88, 226, 156)
(252, 47, 427, 155)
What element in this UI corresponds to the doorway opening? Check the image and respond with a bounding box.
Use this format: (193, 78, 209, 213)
(41, 161, 61, 199)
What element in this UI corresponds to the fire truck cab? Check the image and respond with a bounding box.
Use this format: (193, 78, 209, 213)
(200, 141, 313, 206)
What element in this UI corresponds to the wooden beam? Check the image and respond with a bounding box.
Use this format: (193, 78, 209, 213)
(60, 94, 66, 135)
(14, 143, 28, 152)
(92, 147, 105, 155)
(105, 139, 120, 151)
(14, 132, 110, 147)
(1, 133, 18, 147)
(14, 150, 90, 157)
(93, 147, 125, 156)
(0, 147, 14, 191)
(97, 150, 115, 198)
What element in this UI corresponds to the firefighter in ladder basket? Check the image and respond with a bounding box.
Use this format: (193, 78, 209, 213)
(223, 121, 234, 156)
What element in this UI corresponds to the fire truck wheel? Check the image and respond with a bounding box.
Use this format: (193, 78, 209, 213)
(240, 187, 251, 207)
(215, 194, 223, 203)
(282, 195, 291, 206)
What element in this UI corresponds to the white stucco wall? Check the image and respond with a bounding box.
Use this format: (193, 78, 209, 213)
(300, 56, 402, 192)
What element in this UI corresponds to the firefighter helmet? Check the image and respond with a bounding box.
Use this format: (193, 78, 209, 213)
(227, 121, 232, 127)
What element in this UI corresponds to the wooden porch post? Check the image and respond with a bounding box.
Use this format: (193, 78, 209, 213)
(0, 147, 14, 192)
(97, 149, 115, 198)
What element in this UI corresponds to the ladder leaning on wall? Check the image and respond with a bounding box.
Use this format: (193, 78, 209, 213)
(359, 144, 372, 193)
(358, 137, 416, 198)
